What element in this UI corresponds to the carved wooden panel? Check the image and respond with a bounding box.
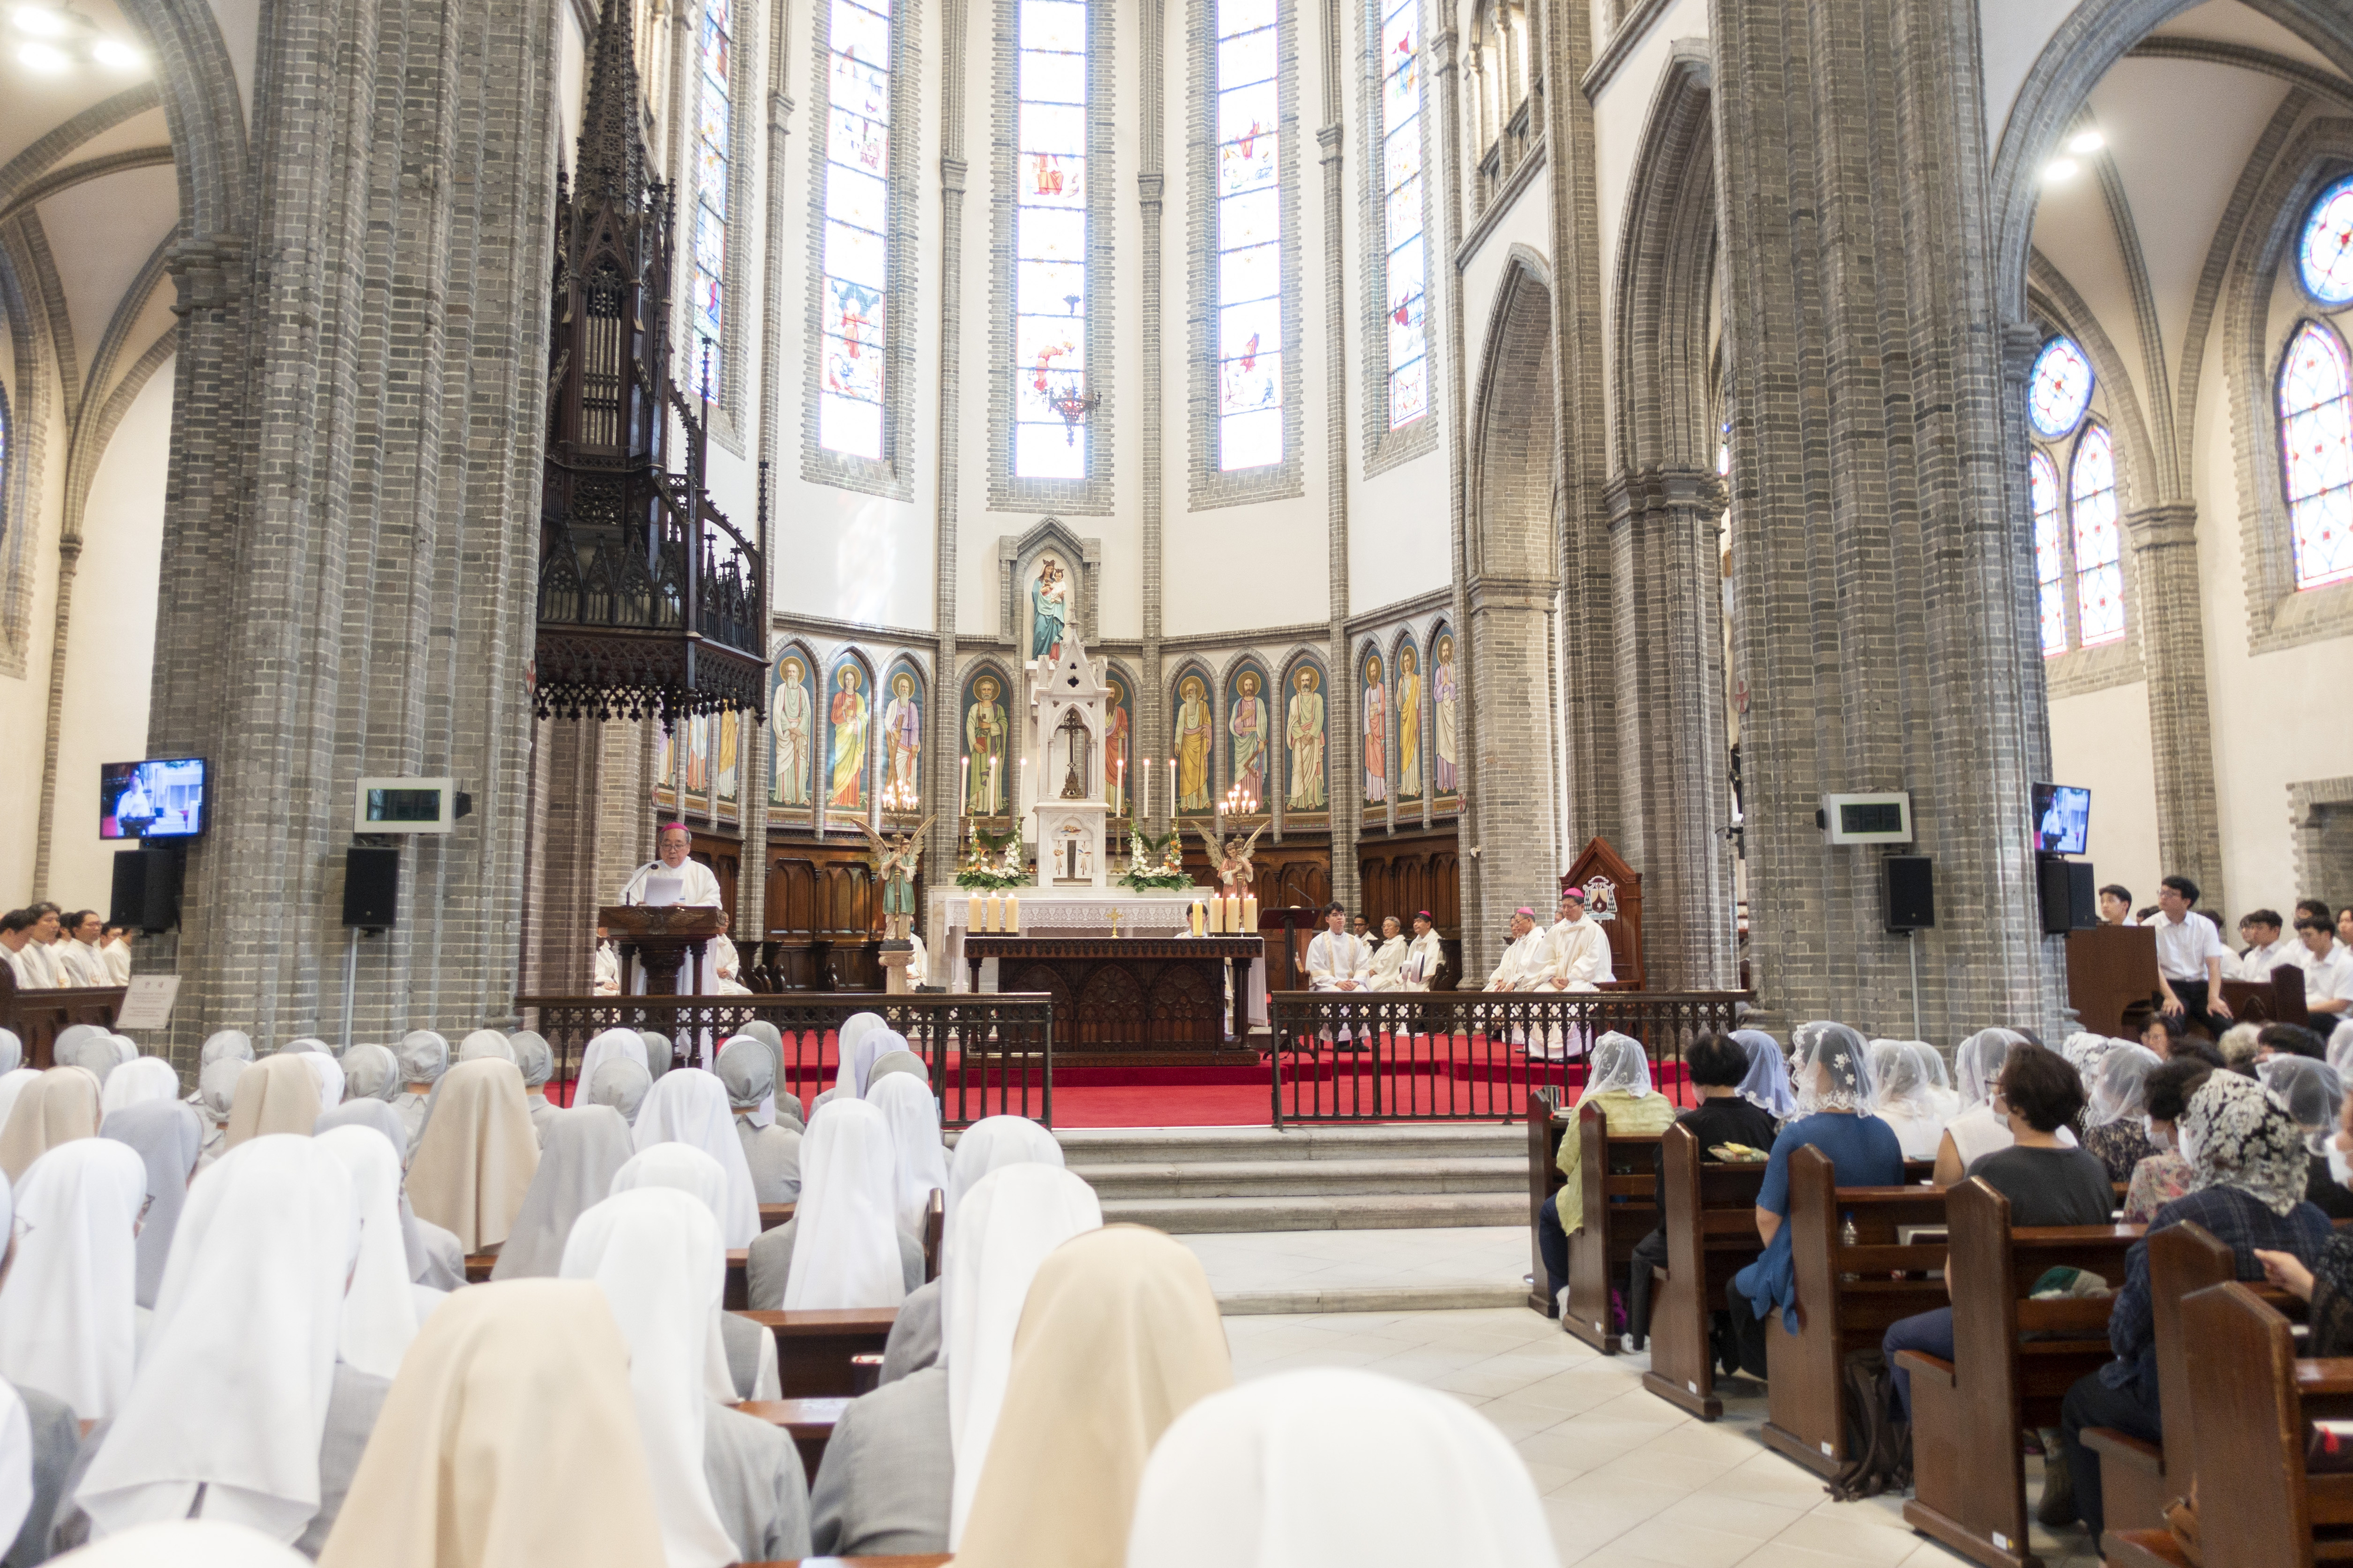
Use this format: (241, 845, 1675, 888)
(1182, 836, 1332, 910)
(1357, 825, 1461, 933)
(757, 835, 898, 990)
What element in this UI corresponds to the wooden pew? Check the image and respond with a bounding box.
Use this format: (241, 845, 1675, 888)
(1561, 1101, 1665, 1354)
(2102, 1282, 2353, 1568)
(1527, 1088, 1563, 1315)
(2081, 1223, 2234, 1544)
(1642, 1123, 1768, 1419)
(759, 1202, 795, 1232)
(1898, 1179, 2140, 1568)
(466, 1244, 753, 1302)
(923, 1187, 944, 1283)
(736, 1307, 899, 1397)
(1760, 1146, 1948, 1477)
(732, 1397, 848, 1484)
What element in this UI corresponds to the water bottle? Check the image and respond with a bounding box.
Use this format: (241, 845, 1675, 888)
(1838, 1212, 1858, 1282)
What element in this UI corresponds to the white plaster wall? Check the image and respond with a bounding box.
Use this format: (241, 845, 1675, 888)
(46, 363, 172, 909)
(2047, 678, 2161, 903)
(1455, 165, 1551, 395)
(1979, 0, 2085, 154)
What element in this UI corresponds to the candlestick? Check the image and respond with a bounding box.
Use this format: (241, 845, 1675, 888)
(966, 889, 985, 932)
(959, 755, 969, 818)
(1115, 758, 1125, 818)
(1005, 890, 1021, 934)
(1243, 892, 1259, 929)
(988, 756, 1001, 816)
(985, 892, 1003, 933)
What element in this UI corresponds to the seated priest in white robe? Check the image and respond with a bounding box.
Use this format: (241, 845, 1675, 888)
(1364, 918, 1411, 991)
(1484, 909, 1551, 990)
(1401, 912, 1445, 991)
(1539, 889, 1614, 990)
(101, 927, 132, 985)
(592, 928, 621, 995)
(711, 932, 754, 995)
(1304, 905, 1373, 1045)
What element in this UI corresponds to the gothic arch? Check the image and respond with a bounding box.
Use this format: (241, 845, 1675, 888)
(1271, 646, 1332, 819)
(1608, 42, 1717, 475)
(1468, 252, 1556, 584)
(1167, 656, 1219, 815)
(114, 0, 249, 242)
(999, 516, 1103, 648)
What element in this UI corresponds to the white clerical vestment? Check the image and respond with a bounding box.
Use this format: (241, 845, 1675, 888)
(1, 945, 40, 989)
(1401, 929, 1444, 990)
(1484, 930, 1550, 989)
(101, 939, 131, 985)
(617, 857, 725, 998)
(1305, 932, 1372, 989)
(1365, 936, 1411, 991)
(56, 940, 109, 989)
(1541, 917, 1613, 990)
(592, 942, 621, 995)
(711, 935, 753, 995)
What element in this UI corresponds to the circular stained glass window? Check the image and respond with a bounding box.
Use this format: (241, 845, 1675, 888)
(2300, 174, 2353, 306)
(2028, 336, 2094, 439)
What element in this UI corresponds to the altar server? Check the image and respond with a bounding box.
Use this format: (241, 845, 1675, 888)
(1401, 912, 1446, 991)
(1304, 904, 1371, 992)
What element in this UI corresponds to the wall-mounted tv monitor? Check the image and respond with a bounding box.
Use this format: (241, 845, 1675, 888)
(2032, 782, 2091, 856)
(99, 758, 208, 840)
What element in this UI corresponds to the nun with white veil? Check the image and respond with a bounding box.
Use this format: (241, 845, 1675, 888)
(1125, 1368, 1557, 1568)
(866, 1073, 949, 1236)
(733, 1020, 789, 1127)
(0, 1029, 41, 1144)
(184, 1031, 254, 1105)
(58, 1136, 387, 1557)
(747, 1099, 923, 1311)
(193, 1059, 243, 1172)
(631, 1069, 761, 1247)
(0, 1168, 88, 1564)
(0, 1139, 144, 1421)
(715, 1039, 802, 1203)
(314, 1126, 426, 1362)
(294, 1052, 346, 1115)
(98, 1100, 202, 1313)
(559, 1190, 811, 1566)
(576, 1029, 649, 1097)
(607, 1145, 781, 1403)
(809, 1162, 1101, 1559)
(338, 1045, 399, 1106)
(810, 1015, 890, 1113)
(878, 1115, 1069, 1384)
(313, 1099, 466, 1295)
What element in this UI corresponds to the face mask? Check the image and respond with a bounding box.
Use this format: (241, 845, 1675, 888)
(1989, 1096, 2011, 1131)
(2330, 1142, 2353, 1189)
(2147, 1122, 2174, 1153)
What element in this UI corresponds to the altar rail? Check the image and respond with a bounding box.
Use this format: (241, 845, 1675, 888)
(513, 993, 1055, 1128)
(1265, 989, 1749, 1124)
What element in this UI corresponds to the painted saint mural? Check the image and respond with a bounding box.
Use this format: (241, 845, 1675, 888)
(716, 711, 740, 806)
(828, 662, 869, 811)
(882, 668, 923, 805)
(1285, 666, 1327, 811)
(1432, 629, 1458, 798)
(1394, 637, 1423, 801)
(1174, 673, 1214, 812)
(1227, 666, 1268, 807)
(685, 714, 712, 796)
(771, 652, 814, 809)
(1105, 668, 1134, 815)
(1362, 651, 1387, 806)
(964, 669, 1011, 816)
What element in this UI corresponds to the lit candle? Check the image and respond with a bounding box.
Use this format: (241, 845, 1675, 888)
(986, 892, 1004, 933)
(1243, 891, 1259, 929)
(989, 756, 1001, 813)
(967, 889, 985, 932)
(1005, 890, 1020, 933)
(959, 755, 970, 818)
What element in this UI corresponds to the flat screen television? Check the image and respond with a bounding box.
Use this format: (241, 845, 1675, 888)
(100, 758, 208, 840)
(2032, 782, 2091, 856)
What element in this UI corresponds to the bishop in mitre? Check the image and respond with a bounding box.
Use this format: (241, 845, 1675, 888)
(617, 822, 726, 997)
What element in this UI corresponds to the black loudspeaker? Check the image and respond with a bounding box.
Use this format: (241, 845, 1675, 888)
(342, 846, 401, 929)
(2039, 858, 2098, 935)
(1884, 855, 1935, 933)
(108, 848, 181, 933)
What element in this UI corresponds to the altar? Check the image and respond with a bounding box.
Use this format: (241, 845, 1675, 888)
(961, 934, 1264, 1066)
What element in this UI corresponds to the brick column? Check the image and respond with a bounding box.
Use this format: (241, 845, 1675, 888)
(1138, 0, 1169, 833)
(1606, 466, 1735, 988)
(1715, 0, 2062, 1037)
(2125, 502, 2224, 910)
(142, 0, 560, 1051)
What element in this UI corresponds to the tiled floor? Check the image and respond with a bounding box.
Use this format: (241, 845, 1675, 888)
(1180, 1225, 1529, 1308)
(1211, 1295, 2105, 1566)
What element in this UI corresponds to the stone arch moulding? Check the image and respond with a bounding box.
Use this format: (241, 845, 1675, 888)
(1467, 248, 1556, 586)
(1607, 38, 1715, 475)
(115, 0, 249, 245)
(2226, 122, 2353, 653)
(2288, 775, 2353, 900)
(1989, 0, 2353, 328)
(998, 516, 1102, 649)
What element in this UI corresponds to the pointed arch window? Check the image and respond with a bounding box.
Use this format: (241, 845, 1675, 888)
(689, 0, 734, 398)
(2068, 425, 2125, 646)
(1373, 0, 1426, 432)
(2031, 449, 2065, 655)
(2298, 172, 2353, 305)
(2279, 320, 2353, 590)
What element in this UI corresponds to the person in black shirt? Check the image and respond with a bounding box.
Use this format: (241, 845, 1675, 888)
(1622, 1031, 1779, 1350)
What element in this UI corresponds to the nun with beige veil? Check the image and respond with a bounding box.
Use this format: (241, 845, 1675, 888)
(952, 1225, 1234, 1568)
(0, 1066, 102, 1181)
(316, 1280, 668, 1568)
(224, 1054, 322, 1148)
(403, 1059, 539, 1255)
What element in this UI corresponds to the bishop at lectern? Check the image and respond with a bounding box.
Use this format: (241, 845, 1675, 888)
(618, 822, 724, 992)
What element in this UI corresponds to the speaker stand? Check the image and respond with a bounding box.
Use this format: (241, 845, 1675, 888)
(1906, 929, 1923, 1042)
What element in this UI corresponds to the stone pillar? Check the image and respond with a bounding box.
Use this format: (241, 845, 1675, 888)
(1606, 466, 1736, 988)
(2125, 502, 2224, 909)
(929, 0, 973, 917)
(1715, 0, 2062, 1037)
(1137, 0, 1169, 836)
(142, 0, 560, 1050)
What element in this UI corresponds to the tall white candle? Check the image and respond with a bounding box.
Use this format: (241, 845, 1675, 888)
(959, 755, 969, 818)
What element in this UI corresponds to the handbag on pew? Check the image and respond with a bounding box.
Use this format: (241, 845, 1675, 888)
(1828, 1347, 1912, 1501)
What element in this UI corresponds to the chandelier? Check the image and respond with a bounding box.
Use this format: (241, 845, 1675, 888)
(1048, 374, 1098, 445)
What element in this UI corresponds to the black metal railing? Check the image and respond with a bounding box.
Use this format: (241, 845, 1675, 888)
(515, 992, 1055, 1127)
(1265, 989, 1748, 1125)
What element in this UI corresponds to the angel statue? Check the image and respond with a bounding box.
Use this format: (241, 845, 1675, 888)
(858, 816, 937, 940)
(1194, 818, 1269, 890)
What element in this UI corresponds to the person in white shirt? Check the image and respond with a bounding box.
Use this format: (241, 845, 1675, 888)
(55, 911, 110, 989)
(2294, 915, 2353, 1020)
(592, 925, 621, 995)
(711, 916, 755, 995)
(1364, 916, 1411, 991)
(2097, 884, 2137, 926)
(2234, 910, 2299, 981)
(1539, 889, 1614, 991)
(99, 923, 132, 985)
(1305, 903, 1373, 1049)
(0, 909, 45, 989)
(2149, 875, 2232, 1035)
(2298, 899, 2351, 959)
(1399, 912, 1445, 992)
(14, 906, 64, 988)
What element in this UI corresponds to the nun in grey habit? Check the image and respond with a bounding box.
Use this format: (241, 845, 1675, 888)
(716, 1039, 802, 1203)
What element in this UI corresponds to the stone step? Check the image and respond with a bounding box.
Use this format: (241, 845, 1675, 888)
(1100, 1190, 1527, 1233)
(1072, 1155, 1525, 1201)
(1053, 1123, 1524, 1167)
(1215, 1281, 1532, 1315)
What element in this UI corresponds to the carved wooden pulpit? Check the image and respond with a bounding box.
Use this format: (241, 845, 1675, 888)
(599, 905, 727, 995)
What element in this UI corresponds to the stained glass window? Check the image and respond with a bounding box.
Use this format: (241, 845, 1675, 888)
(1375, 0, 1425, 429)
(2032, 449, 2065, 655)
(691, 0, 732, 396)
(2299, 174, 2353, 306)
(2029, 336, 2094, 439)
(2280, 320, 2353, 590)
(1012, 0, 1090, 478)
(1214, 0, 1284, 471)
(821, 0, 895, 460)
(2069, 424, 2125, 646)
